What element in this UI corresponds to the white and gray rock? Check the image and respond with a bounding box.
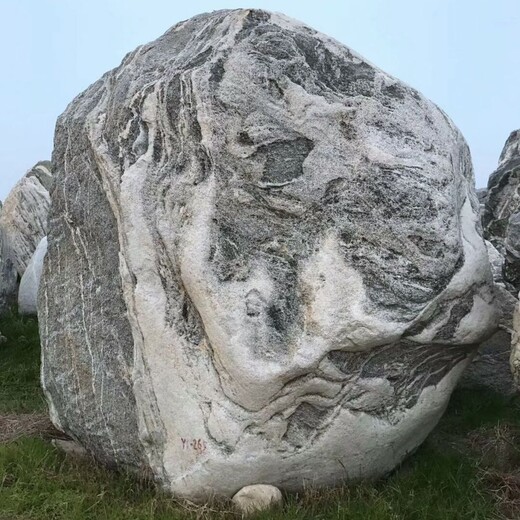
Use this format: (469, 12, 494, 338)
(18, 237, 47, 316)
(0, 203, 18, 315)
(511, 300, 520, 386)
(232, 484, 283, 515)
(476, 188, 488, 213)
(40, 9, 497, 501)
(483, 130, 520, 291)
(459, 241, 517, 395)
(0, 161, 53, 278)
(477, 131, 520, 391)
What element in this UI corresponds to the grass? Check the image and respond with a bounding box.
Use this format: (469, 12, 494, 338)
(1, 308, 520, 519)
(0, 308, 45, 413)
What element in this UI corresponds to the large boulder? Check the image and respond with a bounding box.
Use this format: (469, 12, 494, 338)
(0, 161, 53, 278)
(471, 131, 520, 393)
(18, 237, 47, 316)
(40, 9, 497, 500)
(483, 130, 520, 291)
(0, 203, 17, 315)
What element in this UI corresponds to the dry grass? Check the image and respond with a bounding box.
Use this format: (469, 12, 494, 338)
(469, 423, 520, 471)
(465, 423, 520, 519)
(0, 413, 64, 444)
(481, 469, 520, 519)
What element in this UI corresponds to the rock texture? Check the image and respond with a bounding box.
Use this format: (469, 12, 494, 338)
(483, 130, 520, 292)
(0, 161, 53, 278)
(459, 241, 517, 394)
(0, 203, 17, 315)
(40, 9, 497, 500)
(475, 131, 520, 391)
(511, 302, 520, 386)
(18, 237, 47, 316)
(476, 188, 487, 213)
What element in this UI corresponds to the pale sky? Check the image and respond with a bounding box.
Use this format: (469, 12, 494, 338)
(1, 0, 519, 200)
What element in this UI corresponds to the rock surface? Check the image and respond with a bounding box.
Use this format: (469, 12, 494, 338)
(511, 302, 520, 386)
(0, 203, 18, 315)
(476, 188, 487, 213)
(52, 439, 89, 459)
(40, 9, 497, 500)
(232, 484, 283, 515)
(483, 130, 520, 291)
(18, 237, 47, 316)
(459, 240, 517, 394)
(0, 161, 53, 278)
(476, 131, 520, 391)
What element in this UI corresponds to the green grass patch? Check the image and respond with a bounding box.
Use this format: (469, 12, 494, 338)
(0, 308, 519, 518)
(0, 308, 45, 413)
(0, 434, 501, 520)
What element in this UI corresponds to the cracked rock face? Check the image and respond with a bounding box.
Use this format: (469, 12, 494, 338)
(40, 9, 497, 500)
(0, 161, 53, 278)
(483, 130, 520, 292)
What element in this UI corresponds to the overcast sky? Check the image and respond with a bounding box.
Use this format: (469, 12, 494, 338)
(1, 0, 518, 200)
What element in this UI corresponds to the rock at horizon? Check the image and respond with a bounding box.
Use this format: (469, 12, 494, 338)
(40, 9, 497, 500)
(0, 161, 53, 278)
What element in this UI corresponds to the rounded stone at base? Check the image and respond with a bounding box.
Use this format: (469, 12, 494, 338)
(232, 485, 283, 515)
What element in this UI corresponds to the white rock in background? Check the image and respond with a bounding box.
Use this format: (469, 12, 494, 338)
(478, 130, 520, 390)
(18, 237, 47, 316)
(232, 485, 283, 515)
(482, 129, 520, 290)
(460, 240, 517, 395)
(486, 240, 506, 284)
(0, 203, 17, 315)
(0, 161, 53, 278)
(40, 9, 497, 501)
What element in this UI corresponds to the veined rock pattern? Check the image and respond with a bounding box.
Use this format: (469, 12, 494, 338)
(0, 161, 53, 277)
(40, 9, 497, 500)
(459, 240, 517, 394)
(478, 131, 520, 390)
(483, 130, 520, 291)
(0, 203, 17, 315)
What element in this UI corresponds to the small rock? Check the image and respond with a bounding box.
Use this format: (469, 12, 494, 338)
(52, 439, 88, 458)
(232, 485, 283, 515)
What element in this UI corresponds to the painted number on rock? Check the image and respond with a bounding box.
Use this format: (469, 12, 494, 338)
(181, 438, 207, 453)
